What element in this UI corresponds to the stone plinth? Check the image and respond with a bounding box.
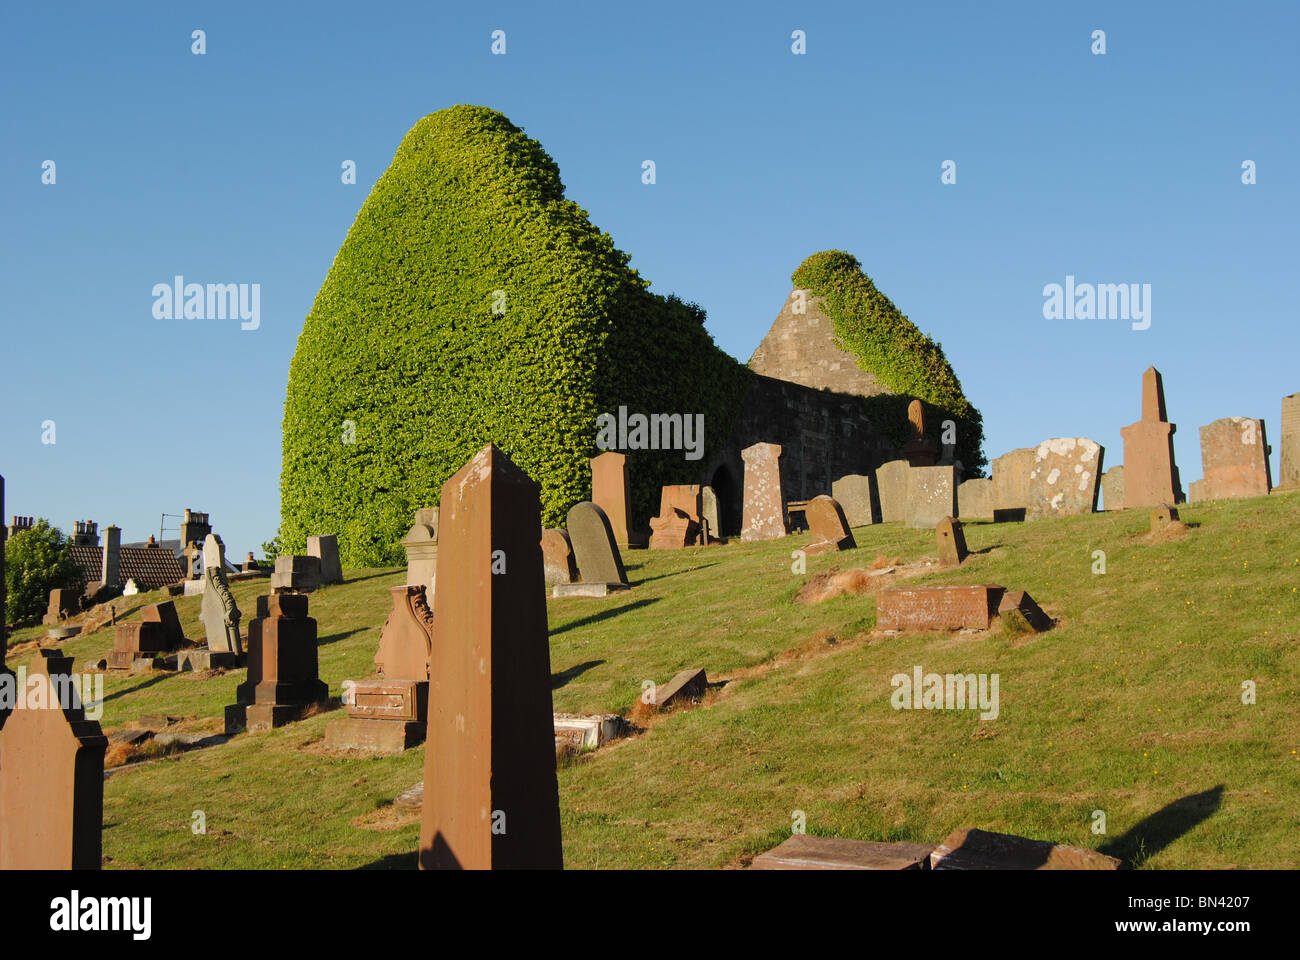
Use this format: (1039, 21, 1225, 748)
(741, 442, 788, 541)
(307, 534, 344, 584)
(224, 593, 328, 734)
(270, 554, 322, 593)
(936, 517, 967, 567)
(419, 444, 563, 870)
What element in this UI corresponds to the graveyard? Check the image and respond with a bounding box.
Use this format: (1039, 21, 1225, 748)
(3, 484, 1296, 869)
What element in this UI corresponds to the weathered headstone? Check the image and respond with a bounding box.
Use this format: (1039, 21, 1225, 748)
(997, 590, 1052, 633)
(1189, 417, 1271, 501)
(307, 534, 344, 585)
(903, 400, 938, 467)
(100, 525, 121, 591)
(566, 502, 629, 590)
(224, 593, 329, 734)
(649, 485, 704, 549)
(803, 495, 856, 555)
(650, 668, 708, 710)
(0, 650, 107, 869)
(930, 828, 1119, 870)
(1276, 393, 1300, 493)
(989, 447, 1035, 520)
(419, 444, 563, 869)
(200, 535, 242, 655)
(1101, 465, 1125, 511)
(43, 588, 80, 625)
(904, 465, 957, 529)
(753, 835, 934, 871)
(1120, 366, 1183, 508)
(270, 554, 322, 593)
(957, 477, 993, 520)
(540, 528, 578, 585)
(936, 517, 968, 567)
(876, 585, 1005, 632)
(1024, 438, 1104, 519)
(741, 442, 788, 541)
(874, 460, 910, 523)
(401, 507, 439, 594)
(327, 585, 434, 753)
(700, 485, 720, 541)
(831, 474, 876, 528)
(591, 452, 633, 548)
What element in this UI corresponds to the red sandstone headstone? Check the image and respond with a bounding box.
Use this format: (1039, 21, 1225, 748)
(936, 517, 968, 567)
(591, 452, 633, 548)
(741, 442, 788, 542)
(903, 400, 938, 467)
(374, 585, 434, 682)
(1276, 393, 1300, 493)
(876, 585, 1005, 632)
(0, 650, 107, 869)
(141, 600, 186, 650)
(1120, 367, 1183, 508)
(106, 621, 169, 670)
(803, 495, 856, 555)
(540, 528, 578, 585)
(997, 590, 1052, 633)
(1190, 417, 1271, 501)
(223, 592, 329, 734)
(419, 444, 563, 870)
(649, 485, 704, 549)
(874, 459, 910, 523)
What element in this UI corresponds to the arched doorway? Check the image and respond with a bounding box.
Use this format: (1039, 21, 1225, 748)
(710, 463, 743, 537)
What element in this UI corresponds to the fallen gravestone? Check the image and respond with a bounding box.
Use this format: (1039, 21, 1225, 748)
(106, 622, 170, 671)
(741, 442, 788, 541)
(997, 590, 1052, 633)
(752, 835, 934, 870)
(936, 517, 968, 567)
(223, 593, 329, 734)
(876, 585, 1005, 632)
(651, 668, 708, 710)
(803, 495, 856, 555)
(540, 528, 578, 585)
(831, 474, 876, 528)
(1120, 366, 1183, 508)
(0, 650, 107, 869)
(1189, 417, 1271, 501)
(929, 828, 1120, 870)
(419, 444, 564, 869)
(561, 501, 629, 596)
(307, 534, 344, 585)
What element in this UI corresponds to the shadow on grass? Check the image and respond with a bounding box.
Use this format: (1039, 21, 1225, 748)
(317, 628, 369, 648)
(339, 571, 402, 586)
(358, 850, 418, 870)
(552, 659, 604, 690)
(632, 562, 721, 586)
(101, 673, 173, 704)
(1098, 785, 1225, 868)
(548, 597, 660, 637)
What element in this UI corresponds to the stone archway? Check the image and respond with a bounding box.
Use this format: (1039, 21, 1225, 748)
(709, 462, 743, 537)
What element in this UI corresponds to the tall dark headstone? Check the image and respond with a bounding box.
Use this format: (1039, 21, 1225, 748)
(419, 444, 563, 869)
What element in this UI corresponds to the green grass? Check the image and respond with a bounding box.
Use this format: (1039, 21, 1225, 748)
(6, 493, 1298, 869)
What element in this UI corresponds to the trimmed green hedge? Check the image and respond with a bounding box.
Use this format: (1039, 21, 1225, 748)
(792, 251, 986, 475)
(279, 106, 751, 567)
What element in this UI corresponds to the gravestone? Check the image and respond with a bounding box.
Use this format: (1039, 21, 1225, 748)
(200, 535, 242, 655)
(0, 650, 107, 869)
(904, 466, 957, 529)
(540, 528, 578, 585)
(307, 534, 344, 585)
(1119, 366, 1183, 508)
(903, 400, 938, 467)
(106, 621, 169, 670)
(1024, 438, 1104, 519)
(998, 590, 1052, 633)
(591, 452, 633, 548)
(990, 447, 1036, 518)
(402, 507, 439, 595)
(649, 485, 704, 549)
(832, 474, 876, 527)
(876, 585, 1005, 632)
(0, 476, 5, 673)
(43, 588, 80, 625)
(741, 442, 788, 541)
(936, 517, 967, 567)
(1101, 465, 1125, 511)
(874, 459, 910, 523)
(270, 554, 322, 592)
(566, 502, 629, 590)
(1276, 393, 1300, 493)
(930, 828, 1119, 870)
(803, 495, 856, 555)
(1150, 504, 1179, 532)
(651, 668, 708, 710)
(753, 835, 934, 871)
(100, 525, 121, 591)
(1189, 417, 1271, 501)
(122, 579, 139, 596)
(701, 486, 720, 541)
(419, 444, 563, 870)
(224, 593, 329, 734)
(327, 585, 434, 753)
(143, 600, 186, 649)
(957, 477, 994, 520)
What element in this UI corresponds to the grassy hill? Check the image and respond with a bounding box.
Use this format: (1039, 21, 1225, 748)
(5, 491, 1298, 869)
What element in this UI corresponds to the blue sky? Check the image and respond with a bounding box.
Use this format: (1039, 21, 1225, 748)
(2, 1, 1296, 558)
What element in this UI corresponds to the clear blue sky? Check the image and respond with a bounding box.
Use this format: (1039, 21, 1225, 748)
(2, 1, 1296, 559)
